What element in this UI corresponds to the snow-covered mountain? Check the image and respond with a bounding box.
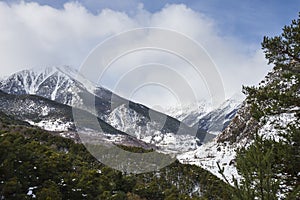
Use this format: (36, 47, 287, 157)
(0, 90, 156, 149)
(0, 66, 95, 106)
(165, 95, 243, 135)
(193, 96, 242, 134)
(164, 101, 210, 127)
(0, 66, 211, 153)
(178, 63, 300, 187)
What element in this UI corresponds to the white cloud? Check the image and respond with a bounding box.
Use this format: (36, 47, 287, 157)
(0, 1, 270, 108)
(0, 1, 138, 74)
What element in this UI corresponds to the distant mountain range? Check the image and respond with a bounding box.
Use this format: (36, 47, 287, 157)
(165, 95, 242, 134)
(1, 66, 238, 154)
(0, 66, 245, 158)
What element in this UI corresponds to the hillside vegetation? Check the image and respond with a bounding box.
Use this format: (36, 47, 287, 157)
(0, 112, 230, 200)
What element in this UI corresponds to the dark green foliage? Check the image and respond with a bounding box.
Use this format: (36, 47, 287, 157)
(0, 111, 29, 127)
(242, 60, 300, 122)
(116, 145, 154, 153)
(0, 112, 229, 199)
(236, 135, 279, 200)
(229, 13, 300, 199)
(224, 129, 300, 199)
(36, 180, 62, 200)
(218, 134, 283, 200)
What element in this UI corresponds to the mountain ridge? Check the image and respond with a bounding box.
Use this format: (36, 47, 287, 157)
(0, 90, 157, 149)
(0, 66, 208, 154)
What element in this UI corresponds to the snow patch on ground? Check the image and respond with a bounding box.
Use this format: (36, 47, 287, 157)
(27, 186, 38, 198)
(26, 119, 73, 132)
(143, 132, 199, 154)
(41, 106, 50, 116)
(59, 131, 77, 139)
(178, 138, 246, 185)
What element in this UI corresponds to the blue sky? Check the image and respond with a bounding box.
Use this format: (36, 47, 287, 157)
(4, 0, 300, 44)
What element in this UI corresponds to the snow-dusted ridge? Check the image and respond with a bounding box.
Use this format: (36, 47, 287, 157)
(164, 100, 212, 127)
(165, 95, 243, 137)
(177, 63, 300, 188)
(0, 66, 208, 154)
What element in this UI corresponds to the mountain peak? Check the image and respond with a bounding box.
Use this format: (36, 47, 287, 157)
(0, 66, 91, 105)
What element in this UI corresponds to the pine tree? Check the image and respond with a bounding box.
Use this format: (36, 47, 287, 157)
(218, 12, 300, 200)
(218, 135, 279, 200)
(236, 135, 279, 200)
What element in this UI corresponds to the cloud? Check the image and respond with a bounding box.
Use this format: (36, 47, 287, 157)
(0, 1, 270, 109)
(0, 1, 138, 74)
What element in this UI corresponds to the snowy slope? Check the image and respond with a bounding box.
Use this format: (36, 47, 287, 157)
(106, 104, 205, 153)
(178, 105, 299, 185)
(177, 64, 300, 185)
(0, 66, 96, 107)
(194, 96, 242, 134)
(0, 67, 204, 153)
(178, 102, 251, 184)
(164, 101, 211, 126)
(0, 90, 74, 131)
(165, 95, 243, 135)
(0, 91, 155, 149)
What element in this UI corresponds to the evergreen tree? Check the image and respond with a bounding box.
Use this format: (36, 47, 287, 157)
(236, 135, 279, 200)
(36, 181, 62, 200)
(219, 12, 300, 200)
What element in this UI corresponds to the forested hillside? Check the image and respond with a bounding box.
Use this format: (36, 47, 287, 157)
(0, 112, 230, 200)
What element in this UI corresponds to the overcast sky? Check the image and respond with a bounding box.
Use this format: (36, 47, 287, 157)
(0, 0, 299, 108)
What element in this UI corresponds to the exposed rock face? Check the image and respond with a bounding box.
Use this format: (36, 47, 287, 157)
(217, 102, 259, 144)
